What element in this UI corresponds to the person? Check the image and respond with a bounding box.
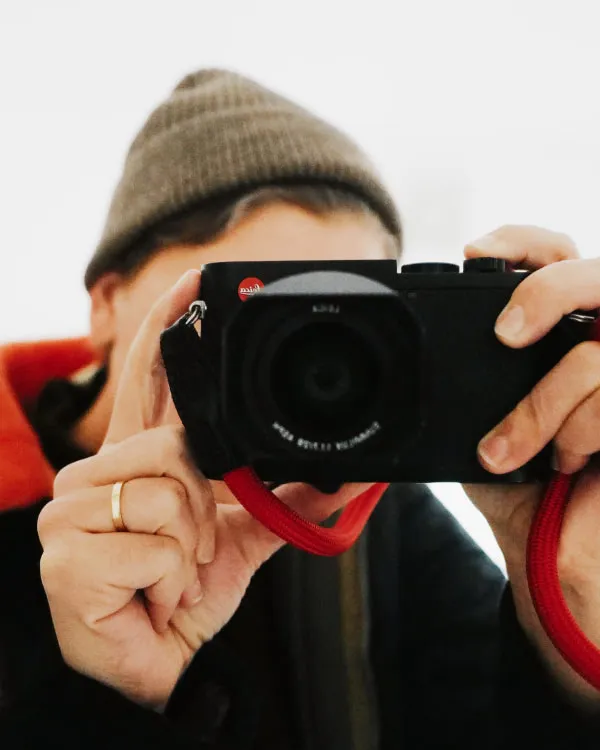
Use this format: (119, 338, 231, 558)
(0, 68, 599, 750)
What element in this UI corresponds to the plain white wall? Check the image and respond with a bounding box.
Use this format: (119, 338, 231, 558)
(2, 0, 599, 569)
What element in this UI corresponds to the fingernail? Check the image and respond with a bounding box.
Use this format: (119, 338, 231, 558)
(197, 546, 215, 565)
(495, 305, 524, 342)
(478, 433, 510, 469)
(187, 580, 204, 605)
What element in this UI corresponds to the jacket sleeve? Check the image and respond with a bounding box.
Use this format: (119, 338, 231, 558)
(0, 499, 256, 750)
(375, 484, 600, 749)
(496, 583, 600, 748)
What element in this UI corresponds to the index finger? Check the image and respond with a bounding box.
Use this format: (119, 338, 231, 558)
(102, 269, 201, 449)
(465, 225, 580, 269)
(477, 341, 600, 474)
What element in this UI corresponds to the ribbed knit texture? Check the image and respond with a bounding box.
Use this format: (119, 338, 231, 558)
(85, 68, 401, 288)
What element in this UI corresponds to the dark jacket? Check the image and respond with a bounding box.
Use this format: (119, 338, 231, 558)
(0, 339, 599, 749)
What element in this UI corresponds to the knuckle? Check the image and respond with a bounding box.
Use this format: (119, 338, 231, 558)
(553, 230, 578, 257)
(520, 387, 552, 444)
(40, 543, 74, 594)
(517, 265, 556, 301)
(557, 410, 600, 460)
(167, 477, 189, 507)
(156, 424, 187, 466)
(584, 394, 600, 429)
(53, 462, 82, 495)
(37, 498, 69, 541)
(554, 432, 585, 458)
(53, 454, 98, 495)
(156, 478, 189, 525)
(161, 537, 186, 572)
(561, 342, 600, 406)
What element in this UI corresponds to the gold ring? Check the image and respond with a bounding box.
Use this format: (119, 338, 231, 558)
(111, 481, 128, 532)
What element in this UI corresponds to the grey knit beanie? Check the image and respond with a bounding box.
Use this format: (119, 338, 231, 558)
(84, 68, 401, 289)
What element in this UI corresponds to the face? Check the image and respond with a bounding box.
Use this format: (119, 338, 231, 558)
(90, 202, 393, 386)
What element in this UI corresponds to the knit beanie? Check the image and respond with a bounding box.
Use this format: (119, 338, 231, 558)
(84, 68, 401, 289)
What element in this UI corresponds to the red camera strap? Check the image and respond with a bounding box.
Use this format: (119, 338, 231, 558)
(224, 437, 600, 692)
(223, 467, 388, 556)
(524, 317, 600, 689)
(526, 472, 600, 687)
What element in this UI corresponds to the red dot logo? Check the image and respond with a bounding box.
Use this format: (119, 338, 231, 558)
(237, 276, 264, 301)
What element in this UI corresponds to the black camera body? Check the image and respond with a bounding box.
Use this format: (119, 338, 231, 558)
(160, 258, 591, 487)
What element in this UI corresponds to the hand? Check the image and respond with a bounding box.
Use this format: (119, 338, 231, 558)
(462, 225, 600, 705)
(38, 270, 369, 709)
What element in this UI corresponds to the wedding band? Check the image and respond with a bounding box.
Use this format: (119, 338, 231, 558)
(111, 481, 128, 532)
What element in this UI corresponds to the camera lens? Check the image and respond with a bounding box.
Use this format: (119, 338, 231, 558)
(226, 271, 423, 460)
(305, 358, 351, 403)
(269, 321, 380, 437)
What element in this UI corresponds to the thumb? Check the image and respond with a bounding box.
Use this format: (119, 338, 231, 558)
(102, 269, 201, 449)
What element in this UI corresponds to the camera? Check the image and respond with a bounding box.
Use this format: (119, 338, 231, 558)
(160, 258, 592, 489)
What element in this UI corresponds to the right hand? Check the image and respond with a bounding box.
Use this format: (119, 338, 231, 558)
(38, 270, 368, 709)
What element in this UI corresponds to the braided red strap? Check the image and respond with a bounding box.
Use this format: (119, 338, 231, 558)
(223, 467, 388, 556)
(224, 465, 600, 689)
(527, 472, 600, 689)
(525, 315, 600, 689)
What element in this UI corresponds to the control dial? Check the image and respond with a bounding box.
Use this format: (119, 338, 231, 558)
(401, 262, 460, 274)
(463, 258, 508, 273)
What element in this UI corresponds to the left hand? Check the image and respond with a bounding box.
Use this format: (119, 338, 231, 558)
(462, 225, 600, 706)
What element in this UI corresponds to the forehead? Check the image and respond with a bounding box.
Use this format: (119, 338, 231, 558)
(123, 204, 396, 304)
(163, 203, 394, 272)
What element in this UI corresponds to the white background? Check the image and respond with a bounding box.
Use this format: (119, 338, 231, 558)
(2, 0, 600, 569)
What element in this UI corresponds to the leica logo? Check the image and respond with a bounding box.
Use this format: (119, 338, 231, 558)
(237, 276, 264, 301)
(240, 283, 261, 294)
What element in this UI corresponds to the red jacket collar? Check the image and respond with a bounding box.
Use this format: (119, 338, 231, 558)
(0, 338, 96, 510)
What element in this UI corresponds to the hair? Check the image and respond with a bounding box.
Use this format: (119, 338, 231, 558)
(111, 183, 402, 279)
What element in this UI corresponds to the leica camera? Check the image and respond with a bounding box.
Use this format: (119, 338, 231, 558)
(160, 258, 593, 488)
